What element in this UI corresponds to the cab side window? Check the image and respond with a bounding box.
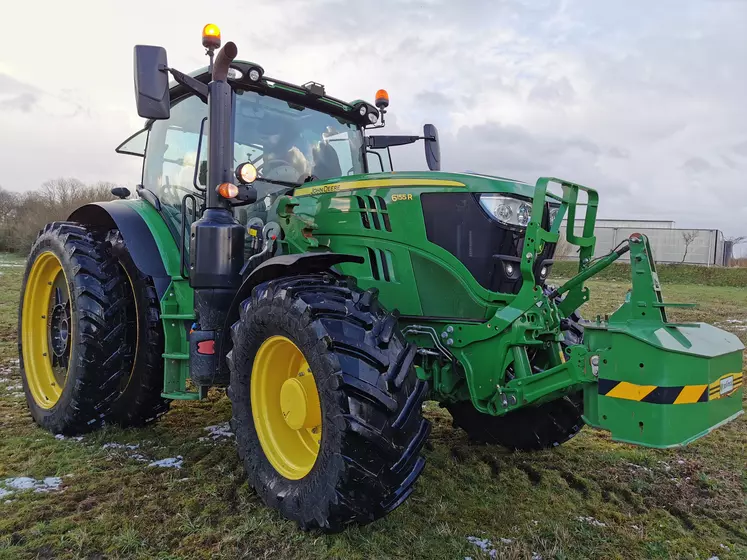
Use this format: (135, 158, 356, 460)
(367, 147, 392, 173)
(143, 95, 208, 230)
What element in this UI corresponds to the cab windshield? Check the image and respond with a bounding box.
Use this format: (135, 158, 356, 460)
(232, 90, 365, 197)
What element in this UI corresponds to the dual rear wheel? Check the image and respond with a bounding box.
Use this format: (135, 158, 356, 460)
(18, 222, 167, 433)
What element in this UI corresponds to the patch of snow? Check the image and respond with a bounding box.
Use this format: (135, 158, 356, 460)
(677, 459, 686, 465)
(10, 392, 23, 398)
(707, 556, 719, 560)
(626, 462, 652, 472)
(0, 378, 9, 383)
(466, 536, 497, 558)
(55, 434, 84, 442)
(149, 456, 183, 469)
(531, 553, 543, 560)
(103, 443, 140, 450)
(720, 544, 730, 551)
(129, 454, 149, 463)
(577, 516, 607, 528)
(4, 384, 21, 391)
(499, 538, 513, 544)
(631, 525, 640, 530)
(199, 422, 234, 441)
(0, 476, 63, 498)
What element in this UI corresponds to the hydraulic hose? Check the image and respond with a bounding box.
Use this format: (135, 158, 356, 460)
(548, 240, 631, 300)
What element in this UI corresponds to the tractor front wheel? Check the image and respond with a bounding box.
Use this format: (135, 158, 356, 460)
(227, 273, 431, 532)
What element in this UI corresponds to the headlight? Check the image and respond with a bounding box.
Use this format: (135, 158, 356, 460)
(479, 195, 533, 227)
(549, 207, 559, 225)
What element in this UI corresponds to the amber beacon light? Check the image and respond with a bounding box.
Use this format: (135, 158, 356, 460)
(202, 24, 221, 49)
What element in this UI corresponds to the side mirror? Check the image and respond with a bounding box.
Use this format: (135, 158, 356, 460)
(133, 45, 170, 119)
(423, 123, 441, 171)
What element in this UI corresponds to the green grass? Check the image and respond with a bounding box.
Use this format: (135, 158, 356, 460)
(0, 255, 745, 560)
(552, 260, 747, 287)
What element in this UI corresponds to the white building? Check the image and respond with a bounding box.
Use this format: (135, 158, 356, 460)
(558, 219, 726, 266)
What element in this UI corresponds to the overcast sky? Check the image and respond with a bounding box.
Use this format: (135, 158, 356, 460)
(1, 0, 745, 239)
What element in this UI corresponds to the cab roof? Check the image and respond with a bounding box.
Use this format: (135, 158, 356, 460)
(160, 59, 378, 128)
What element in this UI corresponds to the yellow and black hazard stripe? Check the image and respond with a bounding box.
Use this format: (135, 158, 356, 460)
(598, 373, 743, 404)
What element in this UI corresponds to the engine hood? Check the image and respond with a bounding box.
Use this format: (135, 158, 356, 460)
(293, 170, 538, 199)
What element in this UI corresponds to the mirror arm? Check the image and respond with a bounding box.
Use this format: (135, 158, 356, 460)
(167, 68, 208, 103)
(365, 135, 420, 149)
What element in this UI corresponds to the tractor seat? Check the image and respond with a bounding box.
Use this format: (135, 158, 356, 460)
(311, 142, 342, 180)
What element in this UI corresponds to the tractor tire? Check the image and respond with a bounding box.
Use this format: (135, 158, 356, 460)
(18, 222, 134, 435)
(105, 230, 170, 427)
(226, 273, 431, 532)
(446, 306, 586, 451)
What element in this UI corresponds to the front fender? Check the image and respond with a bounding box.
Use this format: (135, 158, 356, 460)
(218, 252, 364, 357)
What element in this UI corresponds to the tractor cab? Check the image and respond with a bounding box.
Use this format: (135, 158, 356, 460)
(117, 47, 436, 254)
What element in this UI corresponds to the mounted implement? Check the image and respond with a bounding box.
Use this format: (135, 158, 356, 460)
(17, 25, 743, 532)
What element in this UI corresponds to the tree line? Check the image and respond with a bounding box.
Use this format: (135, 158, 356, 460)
(0, 179, 117, 254)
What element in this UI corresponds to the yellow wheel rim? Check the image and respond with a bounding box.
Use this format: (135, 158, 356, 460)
(21, 251, 72, 409)
(251, 335, 322, 480)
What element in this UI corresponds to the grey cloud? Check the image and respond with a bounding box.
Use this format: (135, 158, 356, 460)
(733, 141, 747, 157)
(682, 157, 713, 174)
(721, 155, 737, 170)
(443, 122, 608, 177)
(528, 76, 576, 104)
(0, 92, 38, 112)
(0, 73, 40, 112)
(607, 147, 630, 159)
(414, 90, 454, 108)
(0, 73, 40, 95)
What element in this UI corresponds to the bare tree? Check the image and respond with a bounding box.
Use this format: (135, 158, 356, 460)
(0, 179, 117, 254)
(725, 236, 747, 265)
(681, 230, 700, 263)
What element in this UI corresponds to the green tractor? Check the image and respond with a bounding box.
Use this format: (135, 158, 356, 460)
(17, 26, 744, 532)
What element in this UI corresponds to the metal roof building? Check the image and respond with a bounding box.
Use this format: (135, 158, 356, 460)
(558, 220, 726, 266)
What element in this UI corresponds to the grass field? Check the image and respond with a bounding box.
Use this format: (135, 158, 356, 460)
(1, 253, 745, 560)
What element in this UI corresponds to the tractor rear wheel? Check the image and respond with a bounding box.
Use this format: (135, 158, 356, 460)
(18, 222, 134, 434)
(105, 230, 170, 427)
(446, 308, 586, 451)
(227, 273, 431, 532)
